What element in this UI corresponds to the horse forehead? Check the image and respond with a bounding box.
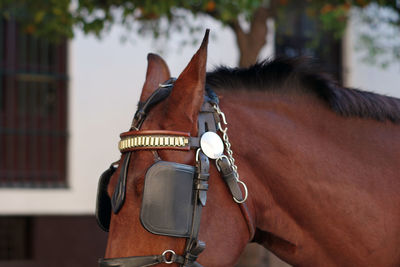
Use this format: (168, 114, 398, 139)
(141, 102, 167, 127)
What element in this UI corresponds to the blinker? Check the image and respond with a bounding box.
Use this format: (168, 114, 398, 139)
(200, 131, 224, 159)
(140, 161, 196, 238)
(96, 164, 117, 232)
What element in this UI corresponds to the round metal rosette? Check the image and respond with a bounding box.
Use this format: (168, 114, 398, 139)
(200, 132, 224, 159)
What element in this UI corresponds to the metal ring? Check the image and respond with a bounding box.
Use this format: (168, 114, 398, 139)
(233, 180, 248, 204)
(162, 250, 176, 264)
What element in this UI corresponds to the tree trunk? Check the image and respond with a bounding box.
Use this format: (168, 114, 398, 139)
(230, 7, 271, 68)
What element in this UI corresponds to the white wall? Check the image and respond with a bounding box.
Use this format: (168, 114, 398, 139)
(0, 16, 265, 214)
(343, 10, 400, 98)
(1, 9, 397, 214)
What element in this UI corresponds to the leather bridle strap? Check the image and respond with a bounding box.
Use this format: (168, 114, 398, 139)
(99, 253, 185, 267)
(131, 78, 176, 130)
(111, 152, 131, 214)
(216, 157, 245, 203)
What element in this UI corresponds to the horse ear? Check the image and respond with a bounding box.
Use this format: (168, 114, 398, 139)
(139, 53, 171, 102)
(164, 30, 209, 132)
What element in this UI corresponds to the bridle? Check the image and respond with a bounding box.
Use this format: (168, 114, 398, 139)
(96, 79, 255, 267)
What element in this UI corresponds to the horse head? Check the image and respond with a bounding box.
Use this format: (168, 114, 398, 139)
(96, 30, 254, 267)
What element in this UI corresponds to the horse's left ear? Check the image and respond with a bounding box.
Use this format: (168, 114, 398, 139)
(140, 53, 171, 102)
(163, 30, 209, 132)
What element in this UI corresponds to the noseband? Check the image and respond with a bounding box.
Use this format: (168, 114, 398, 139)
(96, 79, 254, 267)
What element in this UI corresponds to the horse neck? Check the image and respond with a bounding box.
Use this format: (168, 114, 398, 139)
(217, 89, 400, 266)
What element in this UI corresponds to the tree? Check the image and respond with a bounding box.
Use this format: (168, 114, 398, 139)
(1, 0, 399, 67)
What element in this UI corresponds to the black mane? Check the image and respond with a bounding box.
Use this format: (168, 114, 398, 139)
(206, 57, 400, 123)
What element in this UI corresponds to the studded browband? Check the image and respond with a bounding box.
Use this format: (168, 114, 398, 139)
(119, 130, 192, 152)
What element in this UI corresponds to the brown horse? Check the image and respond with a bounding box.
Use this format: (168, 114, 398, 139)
(98, 32, 400, 267)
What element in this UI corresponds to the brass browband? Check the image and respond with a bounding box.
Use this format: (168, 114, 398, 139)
(119, 130, 192, 153)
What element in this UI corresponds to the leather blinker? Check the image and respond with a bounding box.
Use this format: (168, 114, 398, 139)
(140, 161, 196, 238)
(96, 164, 117, 232)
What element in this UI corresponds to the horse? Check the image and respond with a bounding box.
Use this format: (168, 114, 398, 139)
(95, 30, 400, 267)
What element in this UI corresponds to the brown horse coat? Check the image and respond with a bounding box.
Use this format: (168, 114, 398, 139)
(104, 34, 400, 266)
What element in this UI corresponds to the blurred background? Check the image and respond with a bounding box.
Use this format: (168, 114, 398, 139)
(0, 1, 399, 266)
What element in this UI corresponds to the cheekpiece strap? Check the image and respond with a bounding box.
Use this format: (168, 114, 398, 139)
(216, 157, 245, 203)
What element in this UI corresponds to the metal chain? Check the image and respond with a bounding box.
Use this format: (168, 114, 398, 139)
(213, 104, 248, 203)
(213, 104, 239, 180)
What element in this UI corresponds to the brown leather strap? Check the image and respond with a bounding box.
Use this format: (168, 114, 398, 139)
(99, 253, 187, 267)
(120, 130, 190, 138)
(240, 202, 255, 241)
(181, 107, 212, 267)
(131, 78, 176, 130)
(111, 152, 131, 214)
(216, 157, 245, 202)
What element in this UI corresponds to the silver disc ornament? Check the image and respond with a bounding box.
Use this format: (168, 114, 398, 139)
(200, 132, 224, 159)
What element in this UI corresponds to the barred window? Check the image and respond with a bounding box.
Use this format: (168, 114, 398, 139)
(0, 19, 68, 187)
(275, 1, 343, 82)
